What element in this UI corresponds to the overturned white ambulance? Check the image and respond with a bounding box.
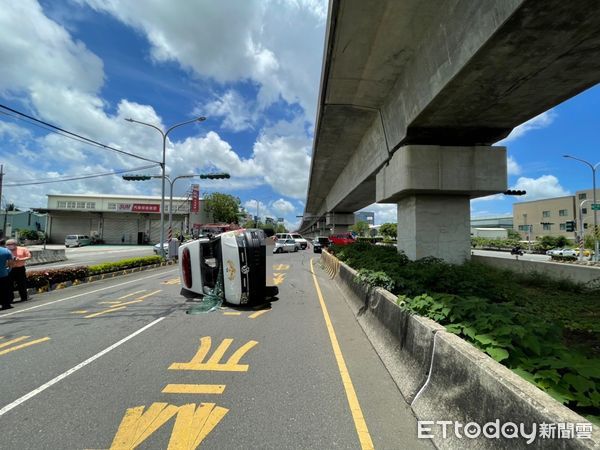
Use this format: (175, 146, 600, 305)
(178, 229, 278, 305)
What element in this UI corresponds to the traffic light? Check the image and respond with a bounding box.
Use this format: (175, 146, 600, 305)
(122, 174, 152, 181)
(200, 173, 230, 179)
(565, 221, 575, 232)
(504, 190, 527, 196)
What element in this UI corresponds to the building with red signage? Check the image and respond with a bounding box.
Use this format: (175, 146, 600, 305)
(40, 194, 213, 244)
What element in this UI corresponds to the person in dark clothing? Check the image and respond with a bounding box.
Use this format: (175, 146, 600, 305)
(0, 239, 15, 310)
(6, 239, 31, 302)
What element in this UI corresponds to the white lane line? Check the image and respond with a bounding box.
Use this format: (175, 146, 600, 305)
(0, 269, 177, 318)
(0, 317, 165, 417)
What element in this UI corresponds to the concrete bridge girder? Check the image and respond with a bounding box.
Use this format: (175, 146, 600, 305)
(301, 0, 600, 262)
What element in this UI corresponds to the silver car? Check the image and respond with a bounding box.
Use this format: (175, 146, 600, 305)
(273, 239, 298, 253)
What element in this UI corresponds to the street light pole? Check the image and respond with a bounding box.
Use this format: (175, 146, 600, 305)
(125, 116, 206, 257)
(563, 155, 600, 261)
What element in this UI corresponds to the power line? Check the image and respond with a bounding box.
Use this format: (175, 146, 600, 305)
(0, 104, 160, 164)
(3, 164, 159, 187)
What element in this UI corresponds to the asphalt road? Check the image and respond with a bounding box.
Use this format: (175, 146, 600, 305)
(27, 245, 156, 270)
(472, 249, 552, 262)
(0, 250, 431, 449)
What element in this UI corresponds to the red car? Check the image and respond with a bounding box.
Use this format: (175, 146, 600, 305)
(329, 233, 356, 246)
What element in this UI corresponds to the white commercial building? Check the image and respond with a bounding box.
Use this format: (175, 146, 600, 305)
(40, 194, 212, 245)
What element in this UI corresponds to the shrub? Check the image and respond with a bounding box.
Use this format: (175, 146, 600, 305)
(399, 293, 600, 420)
(27, 267, 90, 289)
(88, 256, 162, 275)
(550, 255, 577, 262)
(354, 269, 395, 291)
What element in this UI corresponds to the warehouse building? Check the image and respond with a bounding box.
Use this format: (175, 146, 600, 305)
(38, 194, 212, 245)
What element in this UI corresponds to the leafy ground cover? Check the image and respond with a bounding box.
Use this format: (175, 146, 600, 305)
(330, 242, 600, 424)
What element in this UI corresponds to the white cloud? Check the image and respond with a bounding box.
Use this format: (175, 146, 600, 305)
(507, 156, 521, 175)
(202, 90, 255, 132)
(496, 110, 556, 145)
(271, 198, 295, 216)
(79, 0, 327, 122)
(0, 1, 317, 209)
(511, 175, 569, 201)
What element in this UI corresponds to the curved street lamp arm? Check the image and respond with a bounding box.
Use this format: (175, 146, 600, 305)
(165, 117, 206, 137)
(125, 118, 165, 138)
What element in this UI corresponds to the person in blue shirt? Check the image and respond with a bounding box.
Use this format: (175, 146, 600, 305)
(0, 239, 15, 310)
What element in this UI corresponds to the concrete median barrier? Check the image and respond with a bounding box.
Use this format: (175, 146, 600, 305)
(322, 251, 599, 448)
(28, 249, 67, 266)
(332, 259, 444, 402)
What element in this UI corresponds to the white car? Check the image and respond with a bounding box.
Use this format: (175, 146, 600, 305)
(65, 234, 91, 248)
(275, 233, 307, 250)
(273, 239, 298, 253)
(290, 233, 308, 250)
(178, 229, 277, 305)
(546, 248, 577, 257)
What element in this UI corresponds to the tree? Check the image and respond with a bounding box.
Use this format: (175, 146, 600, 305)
(242, 220, 256, 229)
(204, 193, 241, 224)
(507, 229, 521, 240)
(379, 222, 397, 239)
(351, 221, 370, 237)
(276, 224, 287, 234)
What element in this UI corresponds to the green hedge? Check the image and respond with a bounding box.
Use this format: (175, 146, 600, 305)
(88, 256, 162, 275)
(27, 256, 164, 288)
(330, 242, 600, 423)
(27, 267, 90, 289)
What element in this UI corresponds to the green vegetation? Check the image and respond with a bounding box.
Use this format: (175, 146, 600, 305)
(330, 242, 600, 422)
(27, 256, 164, 289)
(204, 193, 241, 224)
(351, 220, 370, 237)
(88, 256, 162, 275)
(379, 222, 397, 239)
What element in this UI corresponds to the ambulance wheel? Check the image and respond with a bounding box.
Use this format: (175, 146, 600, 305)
(294, 246, 299, 252)
(276, 247, 283, 253)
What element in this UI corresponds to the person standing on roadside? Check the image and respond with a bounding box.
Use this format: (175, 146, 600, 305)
(6, 239, 31, 302)
(0, 239, 15, 310)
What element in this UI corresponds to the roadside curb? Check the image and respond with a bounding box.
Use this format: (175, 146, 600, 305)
(320, 251, 600, 449)
(26, 261, 177, 296)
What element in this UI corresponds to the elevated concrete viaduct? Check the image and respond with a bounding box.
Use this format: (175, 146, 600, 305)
(300, 0, 600, 263)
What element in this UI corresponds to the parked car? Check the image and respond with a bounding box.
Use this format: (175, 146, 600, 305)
(290, 233, 308, 249)
(153, 242, 169, 254)
(64, 234, 91, 248)
(312, 236, 331, 253)
(273, 239, 299, 253)
(546, 248, 577, 257)
(329, 233, 356, 246)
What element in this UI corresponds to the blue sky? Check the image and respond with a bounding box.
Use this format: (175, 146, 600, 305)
(0, 1, 598, 227)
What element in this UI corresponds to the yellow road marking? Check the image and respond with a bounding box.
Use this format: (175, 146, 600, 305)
(273, 264, 289, 271)
(161, 384, 226, 395)
(99, 301, 123, 305)
(85, 306, 127, 318)
(223, 312, 242, 316)
(0, 336, 30, 349)
(248, 309, 270, 319)
(110, 299, 144, 308)
(109, 402, 228, 449)
(0, 337, 51, 357)
(71, 310, 89, 314)
(135, 289, 162, 300)
(272, 273, 285, 285)
(169, 337, 258, 372)
(309, 258, 374, 450)
(161, 277, 180, 285)
(118, 290, 146, 300)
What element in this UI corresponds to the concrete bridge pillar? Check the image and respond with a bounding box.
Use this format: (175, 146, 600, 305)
(326, 213, 355, 235)
(376, 145, 507, 264)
